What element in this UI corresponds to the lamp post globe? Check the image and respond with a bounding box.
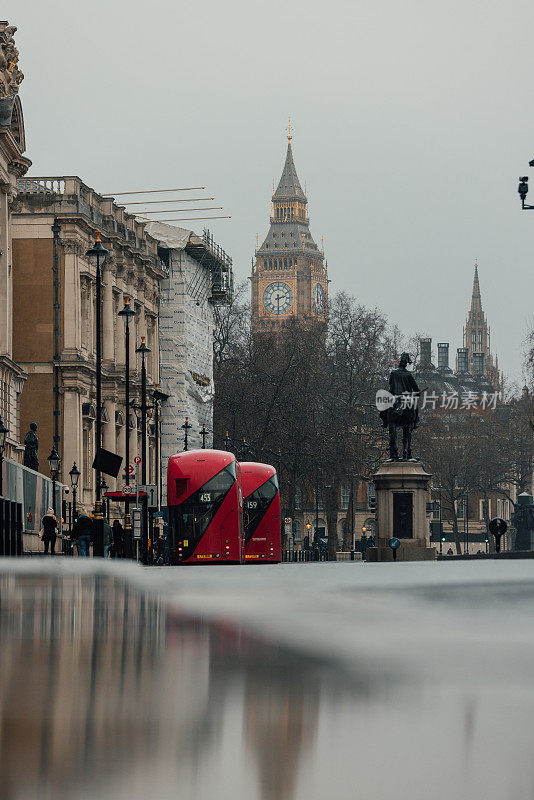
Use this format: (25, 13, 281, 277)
(85, 230, 109, 268)
(69, 461, 80, 489)
(48, 447, 61, 515)
(69, 461, 80, 528)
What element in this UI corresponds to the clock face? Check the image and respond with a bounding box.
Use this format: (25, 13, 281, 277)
(313, 283, 325, 314)
(263, 282, 294, 315)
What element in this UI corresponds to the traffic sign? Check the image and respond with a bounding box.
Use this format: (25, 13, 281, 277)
(488, 517, 507, 536)
(134, 456, 142, 465)
(132, 508, 142, 540)
(122, 485, 133, 495)
(489, 517, 508, 553)
(284, 517, 292, 524)
(389, 537, 401, 562)
(122, 464, 135, 476)
(139, 484, 157, 508)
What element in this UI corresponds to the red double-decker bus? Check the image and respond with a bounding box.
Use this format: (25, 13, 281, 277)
(240, 462, 281, 563)
(167, 450, 244, 564)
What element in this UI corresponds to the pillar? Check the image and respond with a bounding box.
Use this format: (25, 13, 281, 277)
(102, 265, 114, 366)
(103, 397, 117, 490)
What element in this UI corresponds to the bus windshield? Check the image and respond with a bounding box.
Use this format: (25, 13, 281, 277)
(170, 461, 237, 555)
(243, 475, 278, 544)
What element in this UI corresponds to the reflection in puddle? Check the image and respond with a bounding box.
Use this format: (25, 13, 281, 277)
(0, 573, 326, 800)
(1, 571, 534, 800)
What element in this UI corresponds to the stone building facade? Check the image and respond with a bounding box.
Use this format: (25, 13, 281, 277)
(0, 22, 31, 462)
(251, 134, 328, 330)
(146, 222, 233, 497)
(12, 177, 164, 509)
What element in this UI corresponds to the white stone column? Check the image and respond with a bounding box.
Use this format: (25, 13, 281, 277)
(0, 189, 10, 357)
(102, 265, 114, 366)
(62, 389, 82, 496)
(62, 240, 82, 354)
(116, 291, 125, 368)
(103, 397, 116, 490)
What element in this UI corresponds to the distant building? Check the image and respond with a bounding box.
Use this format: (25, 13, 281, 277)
(146, 222, 233, 495)
(0, 23, 31, 463)
(251, 132, 327, 329)
(12, 177, 164, 509)
(462, 260, 500, 387)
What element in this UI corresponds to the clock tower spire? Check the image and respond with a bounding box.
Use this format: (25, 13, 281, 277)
(251, 132, 327, 329)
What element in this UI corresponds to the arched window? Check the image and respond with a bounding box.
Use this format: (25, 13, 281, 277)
(284, 259, 287, 268)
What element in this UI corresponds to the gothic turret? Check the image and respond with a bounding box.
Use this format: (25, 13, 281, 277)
(462, 260, 500, 386)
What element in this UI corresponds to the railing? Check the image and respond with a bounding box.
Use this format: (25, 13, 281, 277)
(203, 228, 233, 269)
(17, 177, 66, 195)
(282, 549, 363, 562)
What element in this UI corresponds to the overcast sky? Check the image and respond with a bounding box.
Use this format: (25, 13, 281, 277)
(8, 0, 534, 382)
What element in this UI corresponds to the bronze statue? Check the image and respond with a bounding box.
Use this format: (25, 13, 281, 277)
(379, 353, 420, 460)
(23, 422, 39, 471)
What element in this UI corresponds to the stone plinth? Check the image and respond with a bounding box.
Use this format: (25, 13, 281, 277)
(366, 460, 436, 562)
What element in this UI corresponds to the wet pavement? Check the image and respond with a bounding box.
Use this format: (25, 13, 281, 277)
(1, 560, 534, 799)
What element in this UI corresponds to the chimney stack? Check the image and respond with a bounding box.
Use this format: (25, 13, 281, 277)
(457, 347, 469, 373)
(437, 342, 450, 371)
(473, 352, 485, 376)
(420, 337, 432, 366)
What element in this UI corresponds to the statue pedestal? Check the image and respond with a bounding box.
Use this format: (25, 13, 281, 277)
(366, 460, 436, 562)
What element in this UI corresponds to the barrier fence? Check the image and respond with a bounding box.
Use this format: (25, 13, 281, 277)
(0, 499, 23, 556)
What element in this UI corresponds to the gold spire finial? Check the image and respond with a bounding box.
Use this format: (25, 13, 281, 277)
(286, 117, 293, 142)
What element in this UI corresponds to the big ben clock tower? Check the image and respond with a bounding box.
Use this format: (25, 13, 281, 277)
(251, 128, 328, 330)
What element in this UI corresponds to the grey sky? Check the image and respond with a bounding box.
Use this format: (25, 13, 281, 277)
(9, 0, 534, 382)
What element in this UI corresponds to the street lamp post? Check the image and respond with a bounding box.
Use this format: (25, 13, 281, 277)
(200, 424, 207, 449)
(85, 231, 109, 515)
(118, 295, 136, 536)
(48, 447, 61, 515)
(0, 416, 7, 498)
(136, 336, 150, 563)
(224, 431, 231, 451)
(152, 386, 170, 511)
(182, 417, 192, 451)
(100, 476, 109, 520)
(69, 461, 80, 531)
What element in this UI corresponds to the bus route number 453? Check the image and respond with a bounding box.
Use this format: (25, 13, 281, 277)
(199, 492, 213, 503)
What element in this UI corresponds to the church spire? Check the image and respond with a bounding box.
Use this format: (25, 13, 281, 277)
(273, 131, 306, 201)
(470, 259, 482, 311)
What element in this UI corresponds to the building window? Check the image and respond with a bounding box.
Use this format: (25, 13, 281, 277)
(367, 482, 376, 511)
(456, 498, 465, 519)
(341, 482, 350, 510)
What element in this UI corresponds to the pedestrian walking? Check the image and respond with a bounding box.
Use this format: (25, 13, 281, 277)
(40, 508, 58, 555)
(103, 518, 112, 558)
(112, 519, 124, 558)
(71, 508, 93, 557)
